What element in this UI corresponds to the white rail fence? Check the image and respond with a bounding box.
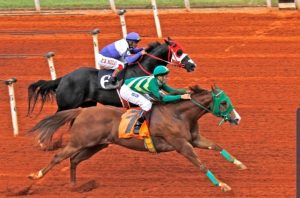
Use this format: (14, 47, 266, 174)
(31, 0, 290, 12)
(1, 78, 19, 136)
(0, 28, 101, 136)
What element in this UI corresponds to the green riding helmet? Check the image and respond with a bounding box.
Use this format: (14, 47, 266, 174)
(153, 65, 169, 77)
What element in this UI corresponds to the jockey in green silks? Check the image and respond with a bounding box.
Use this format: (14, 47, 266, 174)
(120, 65, 191, 132)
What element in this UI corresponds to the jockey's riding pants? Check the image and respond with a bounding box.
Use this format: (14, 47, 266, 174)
(120, 84, 152, 111)
(97, 54, 125, 70)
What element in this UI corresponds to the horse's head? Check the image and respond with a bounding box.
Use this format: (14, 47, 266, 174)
(210, 85, 241, 125)
(190, 85, 241, 125)
(136, 39, 196, 76)
(165, 37, 197, 72)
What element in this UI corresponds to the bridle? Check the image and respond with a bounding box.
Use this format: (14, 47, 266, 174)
(190, 88, 234, 126)
(145, 45, 185, 68)
(135, 42, 186, 75)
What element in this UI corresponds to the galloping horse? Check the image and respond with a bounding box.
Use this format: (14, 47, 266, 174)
(28, 85, 246, 192)
(27, 38, 196, 115)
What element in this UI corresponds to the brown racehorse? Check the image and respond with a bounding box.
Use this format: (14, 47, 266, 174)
(28, 85, 247, 192)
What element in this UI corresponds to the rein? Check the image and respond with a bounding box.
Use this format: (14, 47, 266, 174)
(190, 96, 226, 126)
(137, 62, 152, 75)
(190, 98, 211, 113)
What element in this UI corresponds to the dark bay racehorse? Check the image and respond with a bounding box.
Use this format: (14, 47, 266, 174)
(28, 85, 246, 192)
(27, 38, 196, 115)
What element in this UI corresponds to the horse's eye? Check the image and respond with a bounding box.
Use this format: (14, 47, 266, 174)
(176, 49, 183, 57)
(219, 101, 228, 112)
(221, 101, 227, 106)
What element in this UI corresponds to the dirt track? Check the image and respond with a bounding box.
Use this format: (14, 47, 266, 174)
(0, 9, 299, 197)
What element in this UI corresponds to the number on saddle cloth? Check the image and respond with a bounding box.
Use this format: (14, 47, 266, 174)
(97, 69, 125, 90)
(119, 109, 150, 139)
(97, 69, 114, 89)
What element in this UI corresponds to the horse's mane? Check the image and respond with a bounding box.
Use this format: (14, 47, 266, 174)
(189, 85, 210, 96)
(136, 41, 164, 66)
(145, 41, 161, 53)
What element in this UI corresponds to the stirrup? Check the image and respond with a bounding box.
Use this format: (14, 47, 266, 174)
(133, 122, 142, 134)
(105, 80, 121, 89)
(109, 76, 117, 84)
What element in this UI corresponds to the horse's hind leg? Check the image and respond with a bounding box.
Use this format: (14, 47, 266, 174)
(28, 145, 79, 180)
(70, 144, 108, 185)
(192, 135, 247, 170)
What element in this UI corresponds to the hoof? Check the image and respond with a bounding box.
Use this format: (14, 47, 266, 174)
(28, 170, 43, 180)
(238, 163, 248, 170)
(234, 159, 247, 170)
(28, 173, 38, 180)
(219, 182, 231, 192)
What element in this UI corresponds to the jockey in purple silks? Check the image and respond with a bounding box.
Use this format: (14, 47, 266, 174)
(97, 32, 147, 86)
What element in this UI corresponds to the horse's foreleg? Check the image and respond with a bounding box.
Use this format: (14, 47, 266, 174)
(28, 145, 79, 180)
(192, 135, 247, 170)
(170, 138, 231, 192)
(70, 144, 108, 185)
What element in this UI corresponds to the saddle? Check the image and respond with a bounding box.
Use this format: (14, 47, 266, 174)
(97, 69, 123, 90)
(119, 109, 156, 153)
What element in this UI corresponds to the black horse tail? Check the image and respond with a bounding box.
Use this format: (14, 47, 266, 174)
(27, 77, 62, 116)
(29, 108, 82, 144)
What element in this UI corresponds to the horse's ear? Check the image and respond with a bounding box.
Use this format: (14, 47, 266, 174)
(164, 38, 170, 45)
(211, 84, 220, 93)
(189, 85, 195, 92)
(164, 37, 173, 45)
(211, 84, 216, 92)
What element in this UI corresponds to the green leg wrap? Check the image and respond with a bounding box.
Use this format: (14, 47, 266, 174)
(220, 149, 234, 163)
(206, 170, 220, 186)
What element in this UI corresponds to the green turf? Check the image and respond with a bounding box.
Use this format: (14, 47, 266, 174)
(0, 0, 278, 10)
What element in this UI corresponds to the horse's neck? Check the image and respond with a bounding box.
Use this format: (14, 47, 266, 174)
(125, 45, 169, 78)
(168, 94, 212, 121)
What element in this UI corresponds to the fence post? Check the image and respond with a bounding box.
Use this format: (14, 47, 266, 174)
(4, 78, 19, 136)
(266, 0, 272, 8)
(91, 29, 101, 69)
(117, 9, 127, 38)
(45, 52, 56, 80)
(109, 0, 117, 13)
(296, 0, 300, 9)
(151, 0, 162, 38)
(34, 0, 41, 12)
(184, 0, 191, 11)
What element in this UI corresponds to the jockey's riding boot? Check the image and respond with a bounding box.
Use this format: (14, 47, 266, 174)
(106, 69, 121, 89)
(110, 69, 119, 84)
(109, 76, 117, 85)
(133, 110, 146, 134)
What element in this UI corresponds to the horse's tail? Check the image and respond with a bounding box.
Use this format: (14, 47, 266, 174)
(27, 77, 62, 116)
(29, 108, 82, 144)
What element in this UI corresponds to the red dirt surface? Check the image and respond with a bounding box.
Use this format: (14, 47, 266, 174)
(0, 9, 299, 197)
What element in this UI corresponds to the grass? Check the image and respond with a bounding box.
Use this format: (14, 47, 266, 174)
(0, 0, 278, 10)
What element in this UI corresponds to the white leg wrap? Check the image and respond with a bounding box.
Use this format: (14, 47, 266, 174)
(233, 159, 242, 165)
(37, 170, 43, 178)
